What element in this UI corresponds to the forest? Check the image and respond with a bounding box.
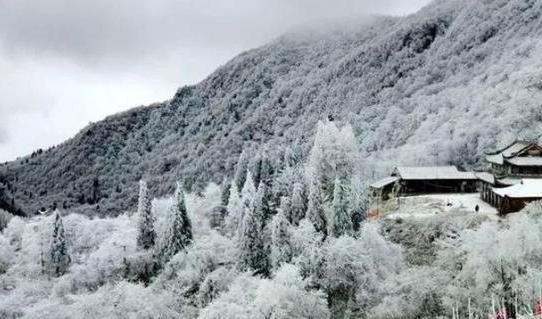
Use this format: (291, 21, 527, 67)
(2, 120, 542, 319)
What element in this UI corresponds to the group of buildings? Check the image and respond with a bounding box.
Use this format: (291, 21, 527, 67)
(370, 140, 542, 216)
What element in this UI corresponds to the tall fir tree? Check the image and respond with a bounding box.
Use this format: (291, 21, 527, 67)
(270, 210, 292, 271)
(136, 180, 156, 250)
(160, 182, 193, 265)
(251, 147, 274, 188)
(238, 183, 269, 276)
(225, 182, 242, 237)
(289, 182, 307, 226)
(49, 210, 71, 277)
(239, 171, 256, 228)
(233, 150, 250, 191)
(331, 178, 353, 238)
(220, 179, 231, 207)
(307, 175, 328, 239)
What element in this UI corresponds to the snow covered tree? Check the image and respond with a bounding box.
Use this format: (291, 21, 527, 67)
(270, 210, 293, 270)
(220, 179, 231, 207)
(307, 119, 360, 199)
(239, 171, 257, 227)
(331, 178, 353, 238)
(49, 210, 71, 277)
(225, 182, 242, 237)
(251, 146, 275, 188)
(289, 182, 306, 226)
(136, 180, 156, 250)
(159, 182, 193, 265)
(306, 175, 328, 239)
(238, 183, 268, 276)
(233, 150, 250, 191)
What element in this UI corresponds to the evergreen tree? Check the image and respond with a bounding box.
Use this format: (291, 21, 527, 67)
(331, 178, 353, 238)
(289, 182, 306, 226)
(251, 147, 274, 188)
(225, 182, 242, 237)
(238, 183, 268, 275)
(136, 180, 156, 250)
(239, 171, 257, 227)
(307, 175, 328, 239)
(233, 150, 250, 191)
(160, 182, 193, 265)
(270, 210, 292, 270)
(49, 210, 71, 277)
(220, 179, 231, 207)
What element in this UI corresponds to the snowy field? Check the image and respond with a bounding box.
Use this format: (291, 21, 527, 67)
(383, 193, 499, 220)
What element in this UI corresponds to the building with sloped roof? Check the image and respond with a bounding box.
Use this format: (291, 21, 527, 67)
(370, 166, 478, 200)
(486, 140, 542, 177)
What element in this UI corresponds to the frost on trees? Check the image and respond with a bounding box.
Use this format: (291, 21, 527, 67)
(331, 178, 353, 238)
(225, 182, 242, 237)
(233, 149, 250, 191)
(289, 182, 306, 226)
(238, 182, 269, 276)
(159, 182, 193, 265)
(307, 119, 360, 200)
(251, 146, 275, 188)
(306, 175, 328, 239)
(48, 210, 71, 277)
(270, 210, 293, 270)
(136, 180, 156, 250)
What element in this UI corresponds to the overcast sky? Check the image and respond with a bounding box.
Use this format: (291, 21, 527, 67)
(0, 0, 431, 162)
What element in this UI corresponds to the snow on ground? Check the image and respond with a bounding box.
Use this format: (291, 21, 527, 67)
(383, 193, 499, 220)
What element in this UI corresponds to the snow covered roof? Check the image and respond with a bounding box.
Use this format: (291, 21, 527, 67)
(486, 141, 542, 165)
(506, 157, 542, 167)
(370, 176, 400, 189)
(475, 172, 495, 185)
(393, 166, 477, 180)
(493, 179, 542, 199)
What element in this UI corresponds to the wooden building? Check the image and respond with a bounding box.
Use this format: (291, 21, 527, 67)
(370, 166, 478, 200)
(485, 141, 542, 177)
(488, 179, 542, 214)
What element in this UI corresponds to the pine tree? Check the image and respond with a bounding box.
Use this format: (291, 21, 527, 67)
(239, 171, 256, 227)
(307, 175, 328, 239)
(234, 150, 250, 191)
(220, 179, 231, 207)
(160, 182, 193, 265)
(225, 182, 242, 237)
(252, 147, 274, 188)
(331, 178, 353, 238)
(270, 210, 292, 270)
(238, 183, 268, 275)
(289, 182, 306, 226)
(49, 210, 71, 277)
(136, 180, 156, 250)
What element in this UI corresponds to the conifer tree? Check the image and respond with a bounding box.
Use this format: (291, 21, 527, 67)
(225, 182, 242, 237)
(234, 150, 250, 191)
(220, 179, 231, 207)
(307, 175, 328, 239)
(252, 147, 274, 188)
(136, 180, 156, 250)
(270, 210, 292, 270)
(238, 183, 268, 275)
(160, 182, 193, 265)
(239, 171, 256, 226)
(331, 178, 353, 238)
(289, 182, 306, 226)
(49, 210, 71, 277)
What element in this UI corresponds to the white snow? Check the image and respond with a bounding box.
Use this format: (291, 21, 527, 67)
(382, 193, 499, 220)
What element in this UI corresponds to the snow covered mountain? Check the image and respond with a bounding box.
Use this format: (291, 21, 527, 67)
(2, 0, 542, 216)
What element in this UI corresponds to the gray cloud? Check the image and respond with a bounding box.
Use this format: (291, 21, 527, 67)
(0, 0, 431, 66)
(0, 0, 431, 161)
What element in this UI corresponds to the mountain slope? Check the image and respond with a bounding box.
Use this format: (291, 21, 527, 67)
(3, 0, 542, 216)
